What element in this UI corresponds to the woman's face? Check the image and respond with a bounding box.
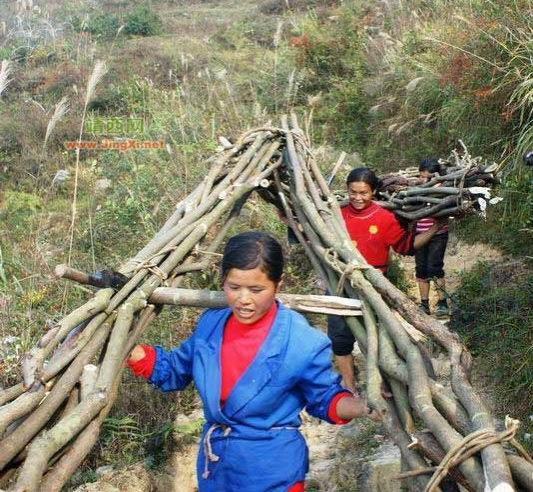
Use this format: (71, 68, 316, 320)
(223, 267, 280, 325)
(348, 181, 374, 210)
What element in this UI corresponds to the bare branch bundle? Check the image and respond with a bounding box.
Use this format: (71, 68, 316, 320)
(0, 117, 530, 492)
(375, 148, 501, 221)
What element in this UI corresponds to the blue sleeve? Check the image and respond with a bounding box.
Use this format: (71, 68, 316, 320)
(148, 337, 194, 392)
(299, 335, 347, 423)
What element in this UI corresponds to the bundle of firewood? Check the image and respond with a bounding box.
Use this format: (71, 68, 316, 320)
(376, 147, 501, 221)
(0, 117, 531, 492)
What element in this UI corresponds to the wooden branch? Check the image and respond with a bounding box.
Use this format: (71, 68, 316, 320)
(96, 298, 146, 391)
(13, 391, 108, 492)
(54, 265, 90, 285)
(327, 151, 347, 186)
(363, 303, 431, 490)
(395, 467, 438, 478)
(450, 361, 515, 490)
(80, 365, 98, 400)
(411, 431, 476, 492)
(20, 288, 113, 389)
(59, 387, 80, 420)
(55, 265, 128, 290)
(39, 372, 123, 492)
(147, 287, 363, 316)
(507, 455, 533, 492)
(0, 385, 46, 439)
(0, 320, 111, 470)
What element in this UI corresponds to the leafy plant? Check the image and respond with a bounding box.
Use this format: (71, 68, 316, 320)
(101, 416, 145, 463)
(72, 13, 121, 40)
(0, 191, 42, 230)
(124, 4, 162, 37)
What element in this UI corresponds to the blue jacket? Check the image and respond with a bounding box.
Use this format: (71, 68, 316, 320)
(148, 303, 347, 492)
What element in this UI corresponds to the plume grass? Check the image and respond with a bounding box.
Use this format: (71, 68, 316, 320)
(43, 97, 69, 151)
(85, 60, 107, 108)
(67, 60, 107, 273)
(0, 60, 12, 97)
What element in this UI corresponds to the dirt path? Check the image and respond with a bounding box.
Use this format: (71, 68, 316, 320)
(400, 236, 502, 309)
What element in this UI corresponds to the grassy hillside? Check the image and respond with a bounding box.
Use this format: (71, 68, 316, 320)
(0, 0, 531, 484)
(281, 0, 533, 255)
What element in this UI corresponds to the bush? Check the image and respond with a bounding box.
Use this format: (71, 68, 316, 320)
(124, 4, 163, 37)
(1, 191, 42, 223)
(72, 4, 162, 39)
(72, 13, 121, 39)
(259, 0, 340, 15)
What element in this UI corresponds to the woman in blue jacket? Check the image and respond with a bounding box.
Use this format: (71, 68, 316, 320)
(128, 231, 379, 492)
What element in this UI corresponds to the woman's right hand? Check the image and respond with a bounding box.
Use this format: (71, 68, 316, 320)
(128, 344, 146, 363)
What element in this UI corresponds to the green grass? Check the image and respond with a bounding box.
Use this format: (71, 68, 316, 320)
(450, 260, 533, 452)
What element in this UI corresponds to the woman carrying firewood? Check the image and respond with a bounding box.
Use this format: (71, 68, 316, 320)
(329, 167, 445, 393)
(415, 158, 450, 318)
(127, 231, 380, 492)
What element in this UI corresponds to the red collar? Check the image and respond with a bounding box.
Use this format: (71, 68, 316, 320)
(227, 302, 278, 331)
(344, 201, 378, 217)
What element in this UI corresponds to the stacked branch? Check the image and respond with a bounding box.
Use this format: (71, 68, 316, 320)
(375, 147, 501, 221)
(263, 116, 530, 492)
(0, 117, 531, 492)
(0, 127, 284, 491)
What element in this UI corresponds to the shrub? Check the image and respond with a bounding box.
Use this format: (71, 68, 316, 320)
(259, 0, 340, 15)
(124, 4, 163, 37)
(72, 13, 121, 39)
(72, 4, 163, 39)
(1, 191, 42, 217)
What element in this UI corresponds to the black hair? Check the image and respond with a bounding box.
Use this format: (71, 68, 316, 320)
(346, 167, 380, 192)
(419, 158, 442, 175)
(221, 231, 284, 283)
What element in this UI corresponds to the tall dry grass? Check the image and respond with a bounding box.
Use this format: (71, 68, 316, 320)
(0, 60, 12, 97)
(43, 97, 70, 151)
(67, 60, 107, 269)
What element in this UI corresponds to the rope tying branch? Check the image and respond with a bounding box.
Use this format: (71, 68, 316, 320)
(130, 244, 182, 279)
(131, 261, 169, 281)
(425, 416, 521, 492)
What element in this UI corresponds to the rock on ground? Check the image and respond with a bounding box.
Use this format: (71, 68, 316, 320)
(74, 464, 151, 492)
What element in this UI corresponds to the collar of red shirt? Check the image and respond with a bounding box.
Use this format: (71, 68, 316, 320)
(226, 301, 278, 331)
(344, 201, 378, 218)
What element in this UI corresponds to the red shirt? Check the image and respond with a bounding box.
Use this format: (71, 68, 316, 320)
(220, 303, 278, 406)
(341, 202, 414, 272)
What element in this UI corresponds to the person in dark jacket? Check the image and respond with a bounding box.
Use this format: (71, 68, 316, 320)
(415, 158, 449, 318)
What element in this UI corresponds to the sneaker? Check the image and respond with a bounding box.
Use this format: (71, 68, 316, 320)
(435, 301, 449, 318)
(419, 301, 431, 315)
